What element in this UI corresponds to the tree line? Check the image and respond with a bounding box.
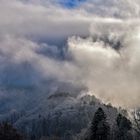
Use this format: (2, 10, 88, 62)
(85, 108, 140, 140)
(0, 108, 140, 140)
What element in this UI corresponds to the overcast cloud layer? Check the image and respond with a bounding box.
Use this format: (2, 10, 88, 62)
(0, 0, 140, 108)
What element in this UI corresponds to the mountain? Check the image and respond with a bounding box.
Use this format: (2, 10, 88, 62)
(0, 87, 118, 140)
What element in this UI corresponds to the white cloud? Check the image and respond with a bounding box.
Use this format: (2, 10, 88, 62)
(67, 34, 140, 108)
(0, 0, 140, 108)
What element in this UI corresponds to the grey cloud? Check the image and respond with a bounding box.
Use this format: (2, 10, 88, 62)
(79, 0, 140, 18)
(0, 0, 140, 108)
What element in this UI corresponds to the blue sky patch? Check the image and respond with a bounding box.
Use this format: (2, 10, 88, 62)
(57, 0, 86, 8)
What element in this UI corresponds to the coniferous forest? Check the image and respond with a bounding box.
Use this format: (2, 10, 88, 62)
(0, 97, 140, 140)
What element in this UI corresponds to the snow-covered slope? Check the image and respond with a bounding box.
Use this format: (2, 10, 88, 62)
(0, 88, 118, 140)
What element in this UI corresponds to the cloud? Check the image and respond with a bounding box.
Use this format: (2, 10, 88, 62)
(67, 33, 140, 108)
(79, 0, 140, 18)
(0, 0, 92, 44)
(0, 0, 140, 108)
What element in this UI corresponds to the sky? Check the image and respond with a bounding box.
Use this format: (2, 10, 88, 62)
(0, 0, 140, 108)
(57, 0, 86, 8)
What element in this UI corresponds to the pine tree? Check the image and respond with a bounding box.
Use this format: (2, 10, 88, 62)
(115, 113, 132, 140)
(89, 107, 110, 140)
(0, 122, 23, 140)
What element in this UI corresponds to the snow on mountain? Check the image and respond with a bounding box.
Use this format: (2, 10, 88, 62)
(0, 87, 118, 139)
